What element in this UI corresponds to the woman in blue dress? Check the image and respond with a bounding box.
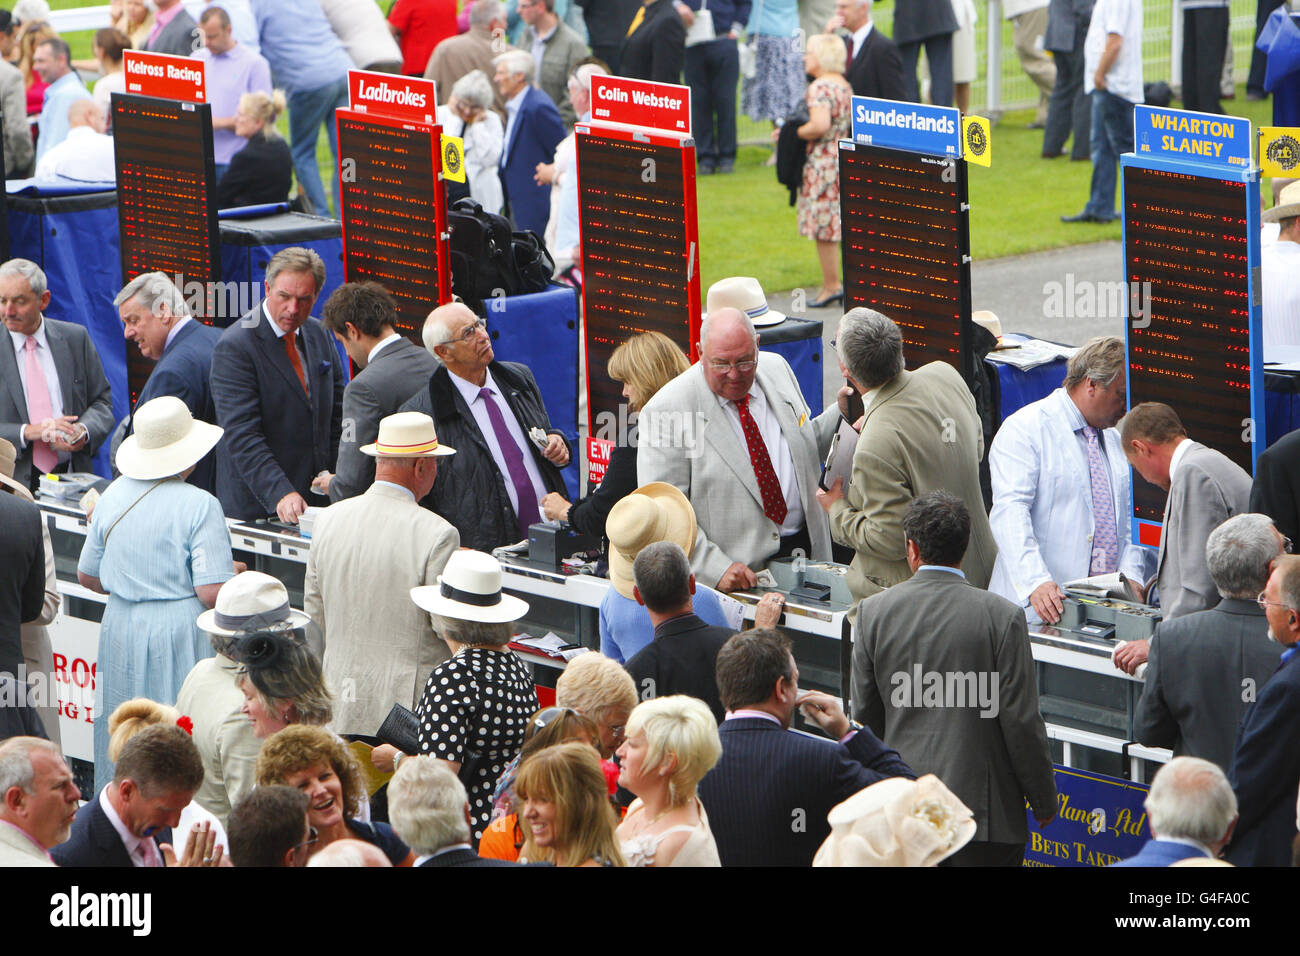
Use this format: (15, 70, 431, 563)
(78, 396, 235, 790)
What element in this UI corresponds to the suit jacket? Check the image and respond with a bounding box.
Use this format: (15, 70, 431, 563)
(1227, 649, 1300, 866)
(852, 568, 1056, 843)
(1249, 426, 1300, 547)
(828, 363, 996, 602)
(1156, 442, 1252, 621)
(844, 27, 908, 101)
(0, 318, 115, 491)
(0, 821, 54, 866)
(697, 716, 915, 866)
(1133, 598, 1281, 771)
(418, 846, 521, 867)
(329, 336, 439, 503)
(209, 303, 345, 520)
(304, 482, 460, 736)
(0, 493, 46, 673)
(147, 9, 199, 57)
(216, 131, 293, 209)
(892, 0, 960, 45)
(624, 611, 735, 723)
(1112, 838, 1210, 867)
(174, 654, 261, 827)
(400, 361, 568, 551)
(500, 86, 567, 236)
(620, 0, 686, 83)
(51, 790, 173, 867)
(637, 352, 839, 588)
(133, 319, 222, 494)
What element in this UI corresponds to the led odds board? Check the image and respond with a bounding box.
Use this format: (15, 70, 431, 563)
(336, 71, 449, 340)
(1123, 106, 1262, 545)
(577, 75, 699, 432)
(113, 51, 218, 407)
(839, 98, 975, 383)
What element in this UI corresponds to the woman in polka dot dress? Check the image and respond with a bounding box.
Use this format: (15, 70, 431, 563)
(410, 551, 539, 845)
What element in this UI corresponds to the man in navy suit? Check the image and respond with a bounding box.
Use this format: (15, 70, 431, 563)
(832, 0, 908, 101)
(210, 247, 345, 523)
(698, 628, 915, 866)
(493, 49, 567, 237)
(114, 273, 222, 493)
(1113, 757, 1237, 867)
(389, 756, 520, 867)
(51, 725, 213, 867)
(1226, 554, 1300, 866)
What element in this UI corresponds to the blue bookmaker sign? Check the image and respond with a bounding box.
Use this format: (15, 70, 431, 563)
(849, 97, 962, 158)
(1022, 766, 1151, 867)
(1133, 105, 1252, 171)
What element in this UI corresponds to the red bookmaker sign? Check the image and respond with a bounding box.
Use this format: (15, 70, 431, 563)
(122, 50, 206, 103)
(589, 75, 690, 135)
(348, 70, 437, 125)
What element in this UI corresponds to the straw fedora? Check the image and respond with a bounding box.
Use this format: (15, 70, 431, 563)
(1263, 180, 1300, 223)
(0, 438, 34, 503)
(410, 549, 530, 624)
(196, 570, 313, 637)
(812, 774, 977, 867)
(605, 482, 698, 600)
(115, 396, 223, 481)
(360, 411, 455, 458)
(706, 276, 786, 328)
(971, 309, 1003, 342)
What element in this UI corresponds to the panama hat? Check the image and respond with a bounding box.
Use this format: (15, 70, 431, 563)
(0, 438, 34, 502)
(813, 774, 978, 867)
(197, 570, 313, 637)
(1263, 180, 1300, 223)
(115, 396, 223, 481)
(605, 482, 698, 600)
(410, 549, 530, 623)
(706, 276, 786, 328)
(360, 411, 455, 457)
(971, 309, 1003, 342)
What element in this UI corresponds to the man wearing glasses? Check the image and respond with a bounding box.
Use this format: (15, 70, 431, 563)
(401, 302, 570, 551)
(638, 306, 840, 592)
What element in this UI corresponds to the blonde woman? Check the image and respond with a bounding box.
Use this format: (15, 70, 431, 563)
(615, 695, 722, 867)
(516, 741, 625, 867)
(113, 0, 155, 52)
(796, 32, 852, 309)
(217, 90, 292, 208)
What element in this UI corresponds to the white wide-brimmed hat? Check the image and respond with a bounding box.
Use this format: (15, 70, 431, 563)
(605, 482, 698, 600)
(115, 396, 223, 481)
(706, 276, 786, 327)
(410, 550, 529, 623)
(813, 774, 978, 867)
(1263, 180, 1300, 223)
(360, 411, 455, 458)
(971, 309, 1003, 341)
(197, 570, 313, 637)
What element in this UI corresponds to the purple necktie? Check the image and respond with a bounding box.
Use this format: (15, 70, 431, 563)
(479, 387, 541, 538)
(1084, 426, 1119, 575)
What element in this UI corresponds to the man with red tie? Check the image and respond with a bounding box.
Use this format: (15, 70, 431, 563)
(210, 247, 345, 523)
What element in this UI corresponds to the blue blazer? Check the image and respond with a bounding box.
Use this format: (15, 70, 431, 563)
(1227, 650, 1300, 866)
(50, 790, 173, 867)
(1112, 839, 1210, 868)
(134, 320, 223, 494)
(697, 716, 915, 867)
(209, 303, 345, 521)
(499, 86, 567, 236)
(418, 847, 522, 867)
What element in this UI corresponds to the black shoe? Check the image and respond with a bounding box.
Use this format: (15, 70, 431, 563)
(808, 289, 843, 308)
(699, 162, 716, 175)
(1246, 91, 1266, 101)
(1028, 120, 1046, 130)
(717, 160, 735, 174)
(1061, 211, 1103, 223)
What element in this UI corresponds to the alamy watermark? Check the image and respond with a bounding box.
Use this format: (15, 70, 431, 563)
(1042, 275, 1152, 327)
(889, 665, 999, 718)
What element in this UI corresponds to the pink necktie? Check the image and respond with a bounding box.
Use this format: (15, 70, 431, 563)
(23, 336, 57, 474)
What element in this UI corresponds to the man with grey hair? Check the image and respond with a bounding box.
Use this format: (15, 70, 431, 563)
(815, 307, 994, 602)
(0, 736, 80, 866)
(624, 541, 743, 722)
(0, 258, 114, 492)
(426, 0, 514, 117)
(520, 0, 588, 127)
(390, 756, 518, 866)
(988, 335, 1150, 624)
(639, 307, 840, 591)
(1114, 756, 1237, 866)
(493, 48, 566, 235)
(114, 272, 222, 493)
(1133, 513, 1284, 770)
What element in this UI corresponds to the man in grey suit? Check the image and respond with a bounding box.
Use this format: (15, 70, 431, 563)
(0, 258, 114, 493)
(1120, 402, 1252, 625)
(638, 307, 840, 592)
(853, 492, 1056, 866)
(816, 308, 996, 602)
(1133, 513, 1284, 770)
(146, 0, 200, 57)
(319, 283, 439, 503)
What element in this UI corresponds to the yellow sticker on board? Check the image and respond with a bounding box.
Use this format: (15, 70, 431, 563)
(962, 115, 991, 167)
(1259, 127, 1300, 179)
(441, 134, 466, 183)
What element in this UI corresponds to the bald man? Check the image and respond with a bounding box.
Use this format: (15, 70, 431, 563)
(33, 99, 115, 182)
(399, 303, 570, 551)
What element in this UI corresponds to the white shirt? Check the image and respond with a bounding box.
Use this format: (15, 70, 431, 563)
(717, 382, 806, 536)
(448, 366, 549, 525)
(367, 332, 401, 365)
(501, 87, 528, 167)
(848, 21, 874, 62)
(1262, 241, 1300, 359)
(1167, 436, 1192, 489)
(1084, 0, 1144, 104)
(8, 318, 68, 456)
(34, 126, 116, 183)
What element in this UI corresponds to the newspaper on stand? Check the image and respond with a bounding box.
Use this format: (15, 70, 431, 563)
(983, 335, 1079, 370)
